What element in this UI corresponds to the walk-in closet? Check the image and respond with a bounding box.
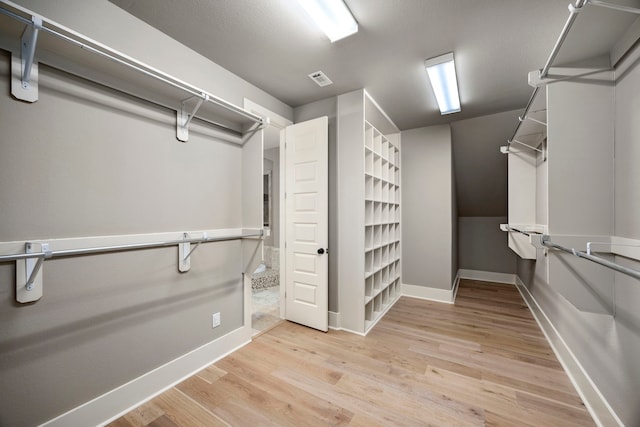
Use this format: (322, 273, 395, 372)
(1, 1, 639, 426)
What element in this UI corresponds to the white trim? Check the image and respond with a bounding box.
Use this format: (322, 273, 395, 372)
(328, 311, 341, 330)
(402, 283, 455, 304)
(515, 277, 623, 427)
(457, 269, 516, 285)
(40, 326, 251, 427)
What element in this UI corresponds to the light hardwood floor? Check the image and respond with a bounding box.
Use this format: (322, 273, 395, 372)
(109, 279, 594, 426)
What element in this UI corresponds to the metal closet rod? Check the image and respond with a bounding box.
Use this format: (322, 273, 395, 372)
(542, 236, 640, 281)
(507, 0, 588, 150)
(0, 2, 264, 128)
(0, 230, 263, 263)
(503, 225, 542, 237)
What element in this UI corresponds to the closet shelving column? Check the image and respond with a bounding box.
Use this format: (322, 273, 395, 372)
(502, 86, 547, 259)
(363, 121, 401, 330)
(337, 89, 400, 335)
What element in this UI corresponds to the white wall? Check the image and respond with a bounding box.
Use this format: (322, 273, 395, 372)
(401, 125, 454, 290)
(451, 110, 520, 217)
(458, 217, 516, 274)
(0, 1, 292, 425)
(450, 110, 521, 276)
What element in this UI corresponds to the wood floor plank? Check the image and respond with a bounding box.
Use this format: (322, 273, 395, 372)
(109, 279, 594, 426)
(150, 388, 230, 427)
(215, 350, 353, 424)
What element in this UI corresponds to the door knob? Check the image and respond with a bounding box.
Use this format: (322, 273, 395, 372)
(317, 248, 325, 255)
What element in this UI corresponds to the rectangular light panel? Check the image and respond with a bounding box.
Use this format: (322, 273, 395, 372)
(297, 0, 358, 42)
(425, 53, 461, 115)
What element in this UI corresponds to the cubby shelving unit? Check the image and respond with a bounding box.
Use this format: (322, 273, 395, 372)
(363, 120, 401, 330)
(338, 89, 401, 335)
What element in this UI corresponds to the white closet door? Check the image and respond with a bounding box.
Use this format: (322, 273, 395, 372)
(284, 117, 328, 332)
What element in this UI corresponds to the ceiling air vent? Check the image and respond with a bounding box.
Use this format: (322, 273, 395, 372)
(308, 71, 333, 87)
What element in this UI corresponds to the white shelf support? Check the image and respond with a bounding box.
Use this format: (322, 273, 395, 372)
(16, 242, 50, 303)
(11, 14, 41, 102)
(176, 94, 208, 142)
(241, 116, 270, 145)
(507, 138, 543, 153)
(178, 233, 191, 272)
(178, 232, 208, 272)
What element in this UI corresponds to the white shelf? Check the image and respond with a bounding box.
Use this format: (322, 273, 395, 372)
(0, 2, 263, 137)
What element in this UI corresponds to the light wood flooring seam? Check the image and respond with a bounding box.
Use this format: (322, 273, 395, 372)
(173, 386, 231, 427)
(109, 279, 594, 427)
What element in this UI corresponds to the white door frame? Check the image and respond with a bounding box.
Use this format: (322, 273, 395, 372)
(243, 99, 292, 321)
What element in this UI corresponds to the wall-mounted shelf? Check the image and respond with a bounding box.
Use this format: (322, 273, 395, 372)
(0, 0, 265, 140)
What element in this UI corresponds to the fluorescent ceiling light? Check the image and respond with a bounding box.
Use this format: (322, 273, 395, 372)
(425, 53, 461, 115)
(297, 0, 358, 42)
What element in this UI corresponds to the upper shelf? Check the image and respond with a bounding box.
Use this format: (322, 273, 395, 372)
(0, 1, 264, 138)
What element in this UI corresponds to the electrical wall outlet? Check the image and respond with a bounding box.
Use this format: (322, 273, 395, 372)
(212, 312, 221, 328)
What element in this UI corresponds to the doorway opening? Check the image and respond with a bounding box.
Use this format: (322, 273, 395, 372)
(251, 140, 281, 334)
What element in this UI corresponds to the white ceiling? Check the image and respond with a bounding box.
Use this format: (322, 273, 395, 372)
(109, 0, 639, 131)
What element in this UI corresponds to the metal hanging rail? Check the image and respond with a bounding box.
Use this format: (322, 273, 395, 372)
(501, 224, 540, 237)
(507, 0, 588, 152)
(541, 236, 640, 281)
(0, 231, 263, 263)
(2, 229, 263, 303)
(0, 1, 266, 140)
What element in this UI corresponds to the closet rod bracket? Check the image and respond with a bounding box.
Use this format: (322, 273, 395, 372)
(16, 242, 50, 303)
(178, 232, 208, 272)
(176, 93, 209, 142)
(11, 14, 42, 102)
(240, 116, 270, 146)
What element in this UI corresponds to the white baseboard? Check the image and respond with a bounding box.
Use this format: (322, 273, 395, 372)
(457, 269, 516, 285)
(515, 277, 623, 427)
(41, 326, 252, 427)
(402, 283, 455, 304)
(328, 311, 341, 330)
